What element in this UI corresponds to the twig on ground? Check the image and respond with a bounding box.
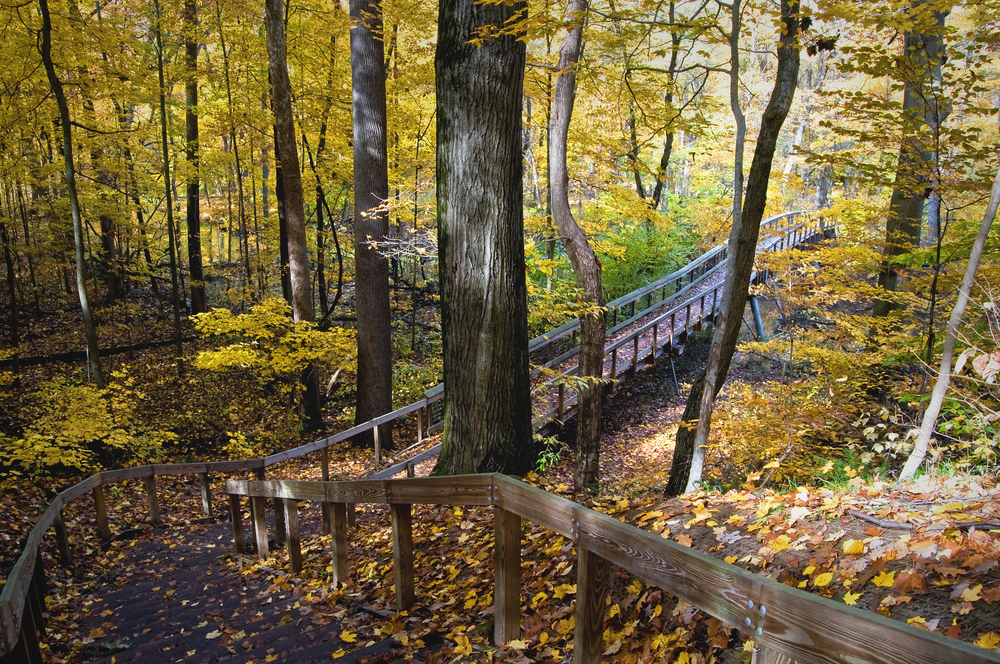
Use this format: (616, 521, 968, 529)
(848, 510, 915, 530)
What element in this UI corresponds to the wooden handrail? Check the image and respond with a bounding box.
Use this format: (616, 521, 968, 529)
(0, 210, 831, 661)
(224, 475, 999, 664)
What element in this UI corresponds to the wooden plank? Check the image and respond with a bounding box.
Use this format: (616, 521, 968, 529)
(329, 502, 349, 587)
(144, 475, 162, 526)
(92, 485, 111, 541)
(387, 475, 492, 505)
(493, 506, 521, 645)
(153, 462, 208, 476)
(251, 496, 269, 561)
(753, 647, 799, 664)
(574, 547, 609, 664)
(203, 458, 266, 473)
(321, 448, 331, 535)
(283, 499, 301, 574)
(273, 496, 287, 545)
(0, 602, 16, 658)
(754, 579, 1000, 664)
(496, 477, 759, 629)
(229, 495, 245, 554)
(54, 507, 71, 566)
(102, 465, 154, 482)
(0, 545, 36, 637)
(59, 474, 100, 504)
(15, 603, 41, 664)
(390, 504, 415, 611)
(199, 472, 212, 517)
(367, 443, 442, 480)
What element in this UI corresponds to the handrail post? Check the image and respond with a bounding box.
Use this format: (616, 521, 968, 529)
(144, 473, 162, 526)
(574, 547, 609, 664)
(198, 472, 212, 517)
(273, 492, 287, 546)
(493, 506, 521, 645)
(390, 503, 415, 610)
(329, 502, 349, 587)
(92, 483, 111, 541)
(283, 499, 302, 574)
(229, 495, 245, 554)
(53, 506, 72, 566)
(251, 496, 269, 561)
(321, 448, 331, 535)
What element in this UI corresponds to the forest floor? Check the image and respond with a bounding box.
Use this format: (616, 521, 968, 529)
(3, 341, 1000, 663)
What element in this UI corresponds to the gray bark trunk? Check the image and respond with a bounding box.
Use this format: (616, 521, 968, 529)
(433, 0, 534, 475)
(185, 0, 206, 313)
(549, 0, 606, 490)
(351, 0, 394, 449)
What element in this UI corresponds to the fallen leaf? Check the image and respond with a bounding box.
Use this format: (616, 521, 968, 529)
(872, 571, 895, 588)
(843, 591, 861, 605)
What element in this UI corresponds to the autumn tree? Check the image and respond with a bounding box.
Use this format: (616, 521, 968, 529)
(185, 0, 206, 314)
(667, 0, 801, 495)
(549, 0, 606, 490)
(432, 0, 534, 475)
(265, 0, 322, 427)
(351, 0, 393, 448)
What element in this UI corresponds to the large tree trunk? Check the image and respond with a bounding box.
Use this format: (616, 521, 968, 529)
(874, 7, 948, 316)
(549, 0, 606, 490)
(351, 0, 394, 451)
(185, 0, 206, 314)
(666, 0, 800, 495)
(264, 0, 322, 428)
(432, 0, 534, 475)
(38, 0, 105, 389)
(900, 163, 1000, 480)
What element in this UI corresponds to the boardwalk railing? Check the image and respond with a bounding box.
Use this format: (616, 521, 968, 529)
(0, 210, 831, 662)
(225, 474, 999, 664)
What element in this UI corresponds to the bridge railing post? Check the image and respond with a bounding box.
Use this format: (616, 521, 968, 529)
(494, 506, 521, 645)
(391, 503, 415, 610)
(574, 546, 609, 664)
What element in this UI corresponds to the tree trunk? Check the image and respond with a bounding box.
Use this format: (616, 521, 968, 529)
(549, 0, 606, 490)
(153, 0, 185, 375)
(351, 0, 394, 450)
(264, 0, 322, 428)
(38, 0, 105, 389)
(185, 0, 206, 314)
(874, 8, 948, 316)
(900, 163, 1000, 480)
(432, 0, 534, 475)
(667, 0, 800, 495)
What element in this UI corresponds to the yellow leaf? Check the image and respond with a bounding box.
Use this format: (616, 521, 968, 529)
(974, 632, 1000, 650)
(814, 572, 833, 587)
(724, 555, 738, 564)
(206, 630, 222, 639)
(872, 571, 895, 588)
(843, 591, 861, 605)
(677, 652, 691, 664)
(961, 584, 983, 602)
(506, 639, 529, 650)
(265, 655, 278, 662)
(628, 580, 643, 595)
(454, 634, 472, 656)
(340, 630, 358, 643)
(842, 539, 866, 555)
(331, 649, 346, 658)
(802, 565, 815, 576)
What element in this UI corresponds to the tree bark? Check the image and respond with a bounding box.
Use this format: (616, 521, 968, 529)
(900, 163, 1000, 480)
(433, 0, 534, 475)
(351, 0, 394, 450)
(874, 8, 948, 316)
(549, 0, 606, 490)
(185, 0, 206, 313)
(667, 0, 800, 495)
(38, 0, 105, 389)
(264, 0, 322, 427)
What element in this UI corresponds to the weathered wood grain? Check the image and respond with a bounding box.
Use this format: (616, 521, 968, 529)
(53, 507, 71, 566)
(493, 506, 521, 645)
(252, 496, 269, 562)
(229, 495, 244, 554)
(198, 472, 212, 517)
(329, 502, 349, 587)
(92, 485, 111, 540)
(144, 475, 162, 526)
(273, 496, 286, 545)
(755, 579, 1000, 664)
(391, 504, 415, 610)
(0, 601, 15, 657)
(59, 474, 100, 503)
(367, 443, 442, 480)
(284, 499, 301, 574)
(574, 547, 609, 664)
(387, 475, 492, 505)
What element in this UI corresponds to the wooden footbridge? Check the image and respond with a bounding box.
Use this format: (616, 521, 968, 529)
(7, 212, 991, 664)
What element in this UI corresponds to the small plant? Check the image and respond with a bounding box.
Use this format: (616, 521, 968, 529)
(535, 434, 567, 473)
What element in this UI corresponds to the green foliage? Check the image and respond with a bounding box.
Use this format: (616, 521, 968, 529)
(0, 375, 174, 479)
(534, 434, 568, 473)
